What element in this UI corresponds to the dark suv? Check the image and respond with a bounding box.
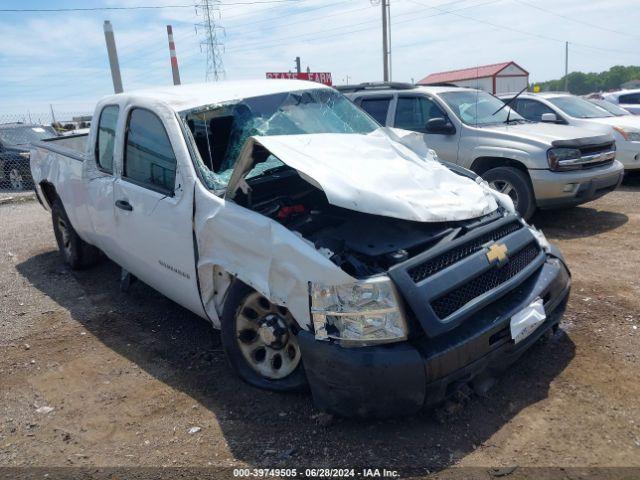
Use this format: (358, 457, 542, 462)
(0, 123, 58, 190)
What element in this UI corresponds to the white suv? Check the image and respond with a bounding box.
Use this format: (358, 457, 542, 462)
(500, 91, 640, 171)
(602, 89, 640, 115)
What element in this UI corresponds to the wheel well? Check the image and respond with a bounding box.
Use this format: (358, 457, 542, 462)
(39, 182, 58, 209)
(470, 157, 529, 177)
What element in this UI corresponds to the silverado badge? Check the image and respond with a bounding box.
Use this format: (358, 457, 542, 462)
(486, 243, 509, 266)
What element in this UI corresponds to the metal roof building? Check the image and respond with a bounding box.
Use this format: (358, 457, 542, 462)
(418, 61, 529, 94)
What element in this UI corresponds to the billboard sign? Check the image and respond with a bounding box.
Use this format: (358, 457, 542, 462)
(266, 72, 333, 86)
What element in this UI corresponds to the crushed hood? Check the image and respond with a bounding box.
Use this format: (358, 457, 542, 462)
(227, 127, 503, 223)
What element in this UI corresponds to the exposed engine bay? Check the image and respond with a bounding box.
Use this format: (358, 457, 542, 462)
(234, 163, 501, 278)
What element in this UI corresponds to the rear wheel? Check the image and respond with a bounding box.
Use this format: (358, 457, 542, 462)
(51, 198, 101, 269)
(483, 166, 536, 220)
(221, 282, 307, 392)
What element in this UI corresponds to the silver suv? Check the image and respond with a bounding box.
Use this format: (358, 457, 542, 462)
(340, 83, 623, 219)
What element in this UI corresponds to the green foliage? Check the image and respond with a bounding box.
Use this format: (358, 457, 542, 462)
(534, 65, 640, 95)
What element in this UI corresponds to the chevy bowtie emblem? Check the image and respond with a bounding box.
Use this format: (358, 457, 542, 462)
(487, 243, 509, 265)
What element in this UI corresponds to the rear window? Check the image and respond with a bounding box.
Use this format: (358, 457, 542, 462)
(96, 105, 119, 173)
(619, 93, 640, 105)
(124, 108, 177, 194)
(359, 97, 391, 125)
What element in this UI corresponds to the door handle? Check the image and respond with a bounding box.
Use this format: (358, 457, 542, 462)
(115, 200, 133, 211)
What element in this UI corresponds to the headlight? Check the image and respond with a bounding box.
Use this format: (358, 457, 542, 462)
(19, 152, 30, 159)
(547, 148, 582, 171)
(613, 126, 640, 142)
(310, 276, 408, 347)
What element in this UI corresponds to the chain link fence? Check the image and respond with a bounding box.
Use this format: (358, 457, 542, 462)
(0, 112, 92, 192)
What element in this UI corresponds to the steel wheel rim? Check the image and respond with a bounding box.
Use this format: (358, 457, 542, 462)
(489, 179, 519, 209)
(57, 217, 72, 257)
(235, 292, 301, 380)
(9, 168, 24, 190)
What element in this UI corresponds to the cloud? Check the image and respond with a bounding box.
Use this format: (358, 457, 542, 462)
(0, 0, 638, 115)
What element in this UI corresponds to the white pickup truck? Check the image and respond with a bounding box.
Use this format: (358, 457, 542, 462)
(30, 80, 571, 417)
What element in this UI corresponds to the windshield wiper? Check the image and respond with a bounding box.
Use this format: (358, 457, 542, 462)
(249, 165, 290, 180)
(492, 86, 528, 124)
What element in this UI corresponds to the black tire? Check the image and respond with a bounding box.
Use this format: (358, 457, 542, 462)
(220, 281, 307, 392)
(4, 160, 33, 191)
(482, 166, 536, 220)
(51, 198, 101, 270)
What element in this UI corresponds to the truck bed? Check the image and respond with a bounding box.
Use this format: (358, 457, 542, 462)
(35, 133, 88, 162)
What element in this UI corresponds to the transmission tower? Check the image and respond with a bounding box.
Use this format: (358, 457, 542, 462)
(196, 0, 225, 81)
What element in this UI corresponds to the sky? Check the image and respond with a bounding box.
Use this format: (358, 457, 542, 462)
(0, 0, 638, 120)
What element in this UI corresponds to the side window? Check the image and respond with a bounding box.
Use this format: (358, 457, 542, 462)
(124, 108, 176, 193)
(619, 93, 640, 104)
(394, 97, 446, 132)
(359, 97, 391, 125)
(96, 105, 119, 173)
(516, 99, 555, 121)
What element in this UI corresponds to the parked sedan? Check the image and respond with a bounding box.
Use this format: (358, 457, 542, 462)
(500, 92, 640, 171)
(0, 123, 58, 190)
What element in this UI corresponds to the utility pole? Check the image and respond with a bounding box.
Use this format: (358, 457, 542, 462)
(166, 25, 181, 85)
(103, 21, 123, 94)
(564, 41, 569, 92)
(343, 75, 351, 85)
(381, 0, 390, 82)
(295, 56, 301, 74)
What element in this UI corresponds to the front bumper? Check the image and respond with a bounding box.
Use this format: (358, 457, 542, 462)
(298, 254, 571, 418)
(530, 160, 624, 209)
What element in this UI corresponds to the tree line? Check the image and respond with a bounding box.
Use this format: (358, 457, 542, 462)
(535, 65, 640, 95)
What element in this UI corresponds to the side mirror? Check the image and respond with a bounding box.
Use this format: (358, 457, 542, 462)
(541, 113, 558, 123)
(425, 117, 456, 135)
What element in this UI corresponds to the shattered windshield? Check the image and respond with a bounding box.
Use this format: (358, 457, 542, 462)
(183, 88, 379, 190)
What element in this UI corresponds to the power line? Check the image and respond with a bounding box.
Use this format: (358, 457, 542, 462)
(222, 0, 491, 55)
(512, 0, 639, 39)
(0, 0, 302, 13)
(405, 0, 638, 57)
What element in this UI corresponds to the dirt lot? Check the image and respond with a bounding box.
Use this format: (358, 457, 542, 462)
(1, 179, 639, 478)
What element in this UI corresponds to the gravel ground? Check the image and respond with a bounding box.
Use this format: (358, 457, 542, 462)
(0, 190, 35, 205)
(1, 178, 639, 478)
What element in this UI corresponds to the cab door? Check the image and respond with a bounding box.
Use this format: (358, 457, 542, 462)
(392, 95, 461, 163)
(84, 104, 119, 257)
(111, 107, 204, 317)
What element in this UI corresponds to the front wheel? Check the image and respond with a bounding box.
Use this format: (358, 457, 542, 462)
(483, 166, 536, 220)
(221, 282, 307, 392)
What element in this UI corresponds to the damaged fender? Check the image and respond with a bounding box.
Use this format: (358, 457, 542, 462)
(193, 182, 354, 329)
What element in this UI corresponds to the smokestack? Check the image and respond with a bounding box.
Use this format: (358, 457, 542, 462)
(167, 25, 181, 86)
(103, 21, 123, 93)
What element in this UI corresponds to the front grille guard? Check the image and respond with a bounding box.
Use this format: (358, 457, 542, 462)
(388, 214, 545, 337)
